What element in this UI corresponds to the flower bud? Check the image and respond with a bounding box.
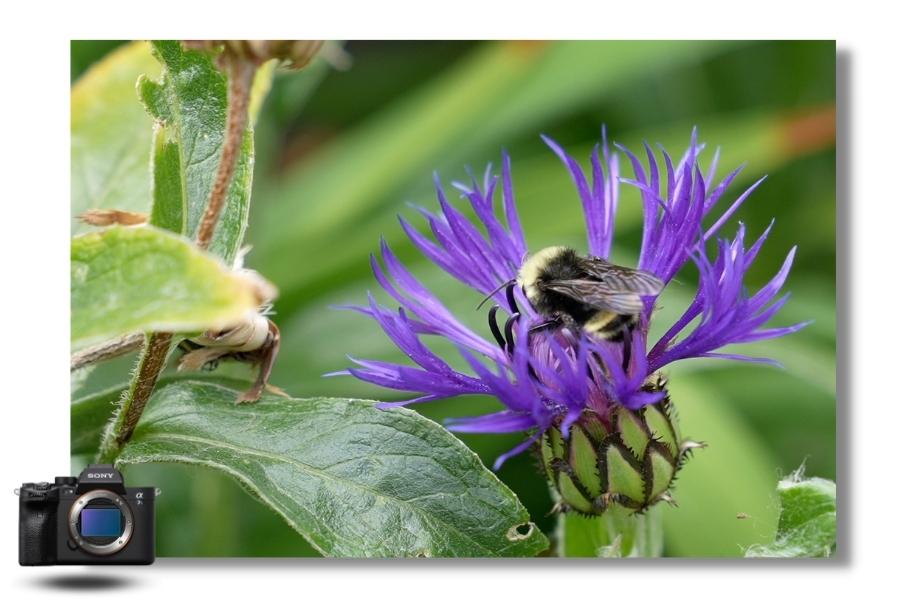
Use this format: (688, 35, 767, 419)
(182, 40, 324, 70)
(541, 384, 702, 516)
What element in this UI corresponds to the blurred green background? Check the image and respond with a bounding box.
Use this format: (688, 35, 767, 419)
(71, 40, 835, 557)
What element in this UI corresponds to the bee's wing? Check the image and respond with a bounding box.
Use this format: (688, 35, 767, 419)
(542, 280, 646, 314)
(580, 257, 665, 295)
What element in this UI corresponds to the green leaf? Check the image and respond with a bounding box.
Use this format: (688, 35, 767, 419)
(71, 373, 240, 457)
(71, 42, 160, 236)
(745, 468, 836, 558)
(115, 379, 549, 558)
(148, 128, 183, 234)
(71, 226, 259, 349)
(139, 40, 272, 263)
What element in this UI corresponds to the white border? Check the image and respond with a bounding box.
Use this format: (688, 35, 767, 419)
(1, 0, 892, 597)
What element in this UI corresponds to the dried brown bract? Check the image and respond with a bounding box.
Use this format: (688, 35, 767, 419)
(182, 40, 324, 70)
(79, 209, 148, 227)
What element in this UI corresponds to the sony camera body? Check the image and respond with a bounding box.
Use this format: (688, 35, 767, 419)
(18, 464, 155, 565)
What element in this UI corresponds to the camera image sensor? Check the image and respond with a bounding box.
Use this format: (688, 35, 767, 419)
(80, 507, 123, 537)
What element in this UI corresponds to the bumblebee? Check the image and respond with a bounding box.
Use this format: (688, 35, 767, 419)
(517, 246, 664, 341)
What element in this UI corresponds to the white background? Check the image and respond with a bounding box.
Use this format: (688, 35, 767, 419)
(0, 1, 891, 598)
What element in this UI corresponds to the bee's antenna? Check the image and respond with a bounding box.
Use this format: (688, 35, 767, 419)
(476, 279, 516, 310)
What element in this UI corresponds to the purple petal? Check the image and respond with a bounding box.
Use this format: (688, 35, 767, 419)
(501, 150, 528, 260)
(445, 410, 536, 434)
(492, 431, 545, 471)
(703, 176, 767, 242)
(544, 133, 619, 258)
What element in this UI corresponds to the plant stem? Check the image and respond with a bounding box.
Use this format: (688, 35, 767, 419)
(195, 56, 256, 251)
(558, 506, 663, 557)
(97, 50, 257, 463)
(71, 333, 144, 371)
(98, 332, 173, 462)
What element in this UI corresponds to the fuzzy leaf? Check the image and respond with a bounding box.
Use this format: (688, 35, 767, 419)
(71, 226, 259, 350)
(139, 41, 272, 263)
(71, 42, 160, 236)
(115, 380, 549, 558)
(745, 469, 836, 558)
(71, 374, 231, 457)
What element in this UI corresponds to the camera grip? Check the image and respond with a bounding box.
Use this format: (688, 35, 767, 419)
(18, 494, 57, 566)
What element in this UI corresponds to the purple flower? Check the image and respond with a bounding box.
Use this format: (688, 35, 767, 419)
(336, 128, 808, 470)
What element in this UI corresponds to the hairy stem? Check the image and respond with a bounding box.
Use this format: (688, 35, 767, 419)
(71, 333, 144, 371)
(97, 51, 257, 462)
(98, 332, 173, 462)
(195, 56, 256, 251)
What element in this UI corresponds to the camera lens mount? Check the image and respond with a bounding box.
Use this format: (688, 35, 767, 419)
(67, 489, 135, 556)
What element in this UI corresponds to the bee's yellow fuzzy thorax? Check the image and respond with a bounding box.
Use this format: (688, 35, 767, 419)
(518, 246, 566, 303)
(518, 246, 566, 287)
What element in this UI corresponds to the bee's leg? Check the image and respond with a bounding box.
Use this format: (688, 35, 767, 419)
(503, 312, 521, 354)
(487, 305, 507, 351)
(488, 302, 524, 356)
(528, 316, 562, 336)
(505, 282, 520, 315)
(237, 320, 281, 404)
(558, 312, 580, 331)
